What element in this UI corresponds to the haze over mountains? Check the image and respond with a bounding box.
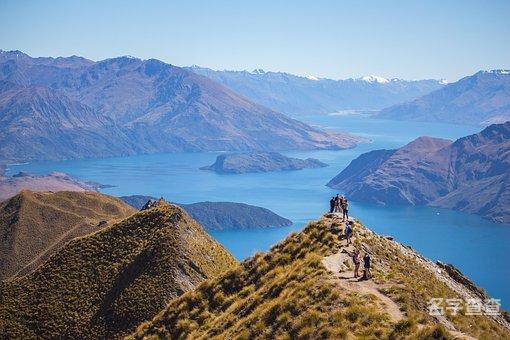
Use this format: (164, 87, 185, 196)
(327, 122, 510, 223)
(187, 66, 446, 116)
(378, 70, 510, 125)
(0, 50, 360, 162)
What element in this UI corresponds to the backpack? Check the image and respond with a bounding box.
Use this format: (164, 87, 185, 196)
(345, 224, 352, 235)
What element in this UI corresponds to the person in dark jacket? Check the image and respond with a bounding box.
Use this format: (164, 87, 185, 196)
(329, 197, 335, 213)
(344, 221, 353, 245)
(362, 252, 372, 280)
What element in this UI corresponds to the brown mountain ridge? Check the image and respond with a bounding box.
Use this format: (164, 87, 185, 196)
(0, 198, 237, 339)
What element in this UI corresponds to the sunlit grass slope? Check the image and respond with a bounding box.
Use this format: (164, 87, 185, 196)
(131, 215, 510, 339)
(0, 190, 136, 280)
(0, 201, 237, 339)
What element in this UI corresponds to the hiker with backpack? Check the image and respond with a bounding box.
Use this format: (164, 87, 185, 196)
(346, 248, 361, 278)
(362, 252, 372, 280)
(344, 220, 353, 245)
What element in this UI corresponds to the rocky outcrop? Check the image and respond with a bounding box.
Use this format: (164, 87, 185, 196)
(327, 122, 510, 223)
(200, 152, 328, 174)
(120, 195, 292, 230)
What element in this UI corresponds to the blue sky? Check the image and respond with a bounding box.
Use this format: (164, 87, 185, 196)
(0, 0, 508, 81)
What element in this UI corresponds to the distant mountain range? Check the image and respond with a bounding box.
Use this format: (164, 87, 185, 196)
(327, 122, 510, 223)
(378, 70, 510, 125)
(0, 50, 361, 162)
(187, 66, 446, 116)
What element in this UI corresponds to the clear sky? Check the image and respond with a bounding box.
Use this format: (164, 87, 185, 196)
(0, 0, 509, 81)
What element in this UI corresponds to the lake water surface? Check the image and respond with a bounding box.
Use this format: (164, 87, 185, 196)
(7, 115, 510, 308)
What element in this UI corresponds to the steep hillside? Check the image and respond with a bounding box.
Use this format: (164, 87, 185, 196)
(0, 200, 237, 339)
(187, 66, 445, 116)
(200, 152, 327, 174)
(119, 195, 292, 230)
(378, 70, 510, 125)
(327, 122, 510, 223)
(0, 50, 362, 162)
(0, 81, 137, 161)
(131, 214, 510, 339)
(0, 190, 135, 280)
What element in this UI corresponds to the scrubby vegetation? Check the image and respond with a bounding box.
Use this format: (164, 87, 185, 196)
(0, 190, 136, 280)
(132, 217, 510, 339)
(0, 202, 237, 339)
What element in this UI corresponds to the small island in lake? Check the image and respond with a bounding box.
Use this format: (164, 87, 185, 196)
(200, 152, 328, 174)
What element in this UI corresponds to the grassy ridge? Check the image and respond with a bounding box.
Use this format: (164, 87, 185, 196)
(0, 190, 136, 280)
(131, 216, 510, 339)
(0, 202, 237, 339)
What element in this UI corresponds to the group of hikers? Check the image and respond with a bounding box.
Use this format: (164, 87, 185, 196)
(328, 194, 372, 280)
(329, 194, 349, 221)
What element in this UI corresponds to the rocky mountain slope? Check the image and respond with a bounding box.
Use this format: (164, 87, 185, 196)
(131, 213, 510, 339)
(327, 122, 510, 223)
(0, 190, 135, 281)
(187, 66, 445, 116)
(0, 200, 237, 339)
(0, 81, 136, 161)
(200, 152, 328, 174)
(120, 195, 292, 230)
(0, 50, 361, 162)
(378, 70, 510, 125)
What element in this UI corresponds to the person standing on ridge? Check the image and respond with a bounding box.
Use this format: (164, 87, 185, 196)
(342, 197, 349, 221)
(329, 196, 335, 213)
(362, 252, 372, 280)
(344, 220, 353, 245)
(334, 194, 341, 213)
(346, 248, 361, 278)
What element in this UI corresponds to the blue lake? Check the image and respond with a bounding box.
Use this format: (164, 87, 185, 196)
(6, 115, 510, 308)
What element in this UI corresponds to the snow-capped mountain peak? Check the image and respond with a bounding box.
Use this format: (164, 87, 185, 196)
(359, 75, 390, 84)
(306, 75, 319, 81)
(488, 69, 510, 75)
